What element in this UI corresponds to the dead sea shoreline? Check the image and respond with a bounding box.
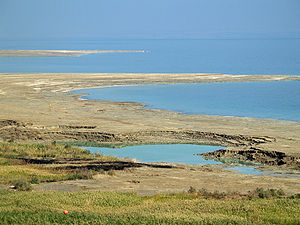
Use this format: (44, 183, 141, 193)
(0, 72, 300, 194)
(0, 73, 299, 145)
(71, 81, 300, 123)
(0, 73, 299, 164)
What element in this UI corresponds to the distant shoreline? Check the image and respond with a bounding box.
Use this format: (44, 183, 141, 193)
(0, 49, 147, 57)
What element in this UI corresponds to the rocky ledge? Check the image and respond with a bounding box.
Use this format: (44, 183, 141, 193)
(200, 148, 300, 168)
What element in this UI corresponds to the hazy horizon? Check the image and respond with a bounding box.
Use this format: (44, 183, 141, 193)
(1, 0, 300, 40)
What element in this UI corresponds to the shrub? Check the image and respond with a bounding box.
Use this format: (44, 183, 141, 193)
(14, 179, 32, 191)
(254, 188, 285, 199)
(188, 186, 197, 194)
(64, 144, 72, 149)
(289, 193, 300, 199)
(98, 169, 105, 174)
(187, 187, 287, 200)
(30, 176, 40, 184)
(277, 189, 285, 196)
(67, 168, 94, 180)
(107, 170, 116, 176)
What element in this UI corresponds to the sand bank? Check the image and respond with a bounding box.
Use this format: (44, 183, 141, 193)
(0, 49, 146, 57)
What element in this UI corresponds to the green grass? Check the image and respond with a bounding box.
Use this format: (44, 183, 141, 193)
(0, 190, 299, 224)
(0, 162, 71, 184)
(0, 142, 119, 184)
(0, 142, 299, 224)
(0, 142, 118, 159)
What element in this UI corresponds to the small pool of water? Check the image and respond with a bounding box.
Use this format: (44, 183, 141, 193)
(84, 144, 263, 175)
(85, 144, 223, 165)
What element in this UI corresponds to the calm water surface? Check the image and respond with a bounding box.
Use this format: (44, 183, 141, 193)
(86, 144, 222, 165)
(73, 81, 300, 122)
(84, 144, 262, 175)
(1, 39, 300, 74)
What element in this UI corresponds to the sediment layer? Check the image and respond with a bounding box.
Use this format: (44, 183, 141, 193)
(201, 148, 300, 167)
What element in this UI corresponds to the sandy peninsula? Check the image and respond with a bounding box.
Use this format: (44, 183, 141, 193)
(0, 49, 146, 57)
(1, 72, 300, 194)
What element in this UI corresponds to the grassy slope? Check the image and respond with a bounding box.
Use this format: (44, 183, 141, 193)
(0, 190, 299, 224)
(1, 142, 299, 224)
(0, 142, 118, 184)
(0, 142, 115, 159)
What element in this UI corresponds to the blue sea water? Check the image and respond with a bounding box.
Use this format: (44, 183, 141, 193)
(72, 81, 300, 122)
(1, 38, 300, 74)
(1, 38, 299, 121)
(85, 144, 222, 165)
(1, 39, 299, 171)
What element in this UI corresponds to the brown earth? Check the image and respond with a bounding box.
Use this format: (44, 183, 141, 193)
(1, 72, 300, 194)
(34, 165, 300, 196)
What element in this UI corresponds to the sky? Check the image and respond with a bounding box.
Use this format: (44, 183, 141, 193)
(1, 0, 300, 39)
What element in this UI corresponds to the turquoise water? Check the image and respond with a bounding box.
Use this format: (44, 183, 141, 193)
(72, 81, 300, 122)
(84, 144, 262, 175)
(85, 144, 221, 165)
(224, 166, 262, 175)
(1, 39, 300, 74)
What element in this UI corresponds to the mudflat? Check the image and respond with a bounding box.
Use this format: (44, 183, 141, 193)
(0, 73, 300, 194)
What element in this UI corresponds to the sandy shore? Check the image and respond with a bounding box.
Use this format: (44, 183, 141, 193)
(0, 72, 300, 194)
(0, 73, 299, 151)
(0, 73, 299, 155)
(0, 50, 146, 57)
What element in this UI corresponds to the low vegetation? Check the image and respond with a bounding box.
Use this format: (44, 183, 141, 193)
(0, 141, 299, 224)
(13, 179, 32, 191)
(0, 141, 117, 159)
(0, 142, 118, 185)
(187, 187, 287, 200)
(0, 190, 299, 224)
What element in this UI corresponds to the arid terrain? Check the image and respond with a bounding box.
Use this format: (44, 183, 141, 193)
(1, 72, 300, 194)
